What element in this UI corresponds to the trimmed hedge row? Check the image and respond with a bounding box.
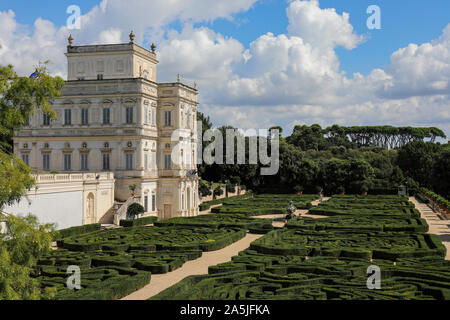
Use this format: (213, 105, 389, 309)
(35, 248, 203, 276)
(286, 216, 429, 233)
(119, 216, 157, 227)
(420, 188, 450, 212)
(151, 195, 450, 300)
(36, 265, 151, 300)
(210, 194, 317, 216)
(58, 226, 246, 252)
(309, 195, 420, 218)
(36, 223, 248, 300)
(199, 193, 252, 211)
(153, 255, 450, 300)
(249, 229, 446, 260)
(415, 193, 430, 204)
(308, 206, 421, 218)
(155, 213, 273, 231)
(56, 223, 102, 239)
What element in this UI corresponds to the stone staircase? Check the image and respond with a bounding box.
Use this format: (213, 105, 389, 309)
(98, 198, 136, 226)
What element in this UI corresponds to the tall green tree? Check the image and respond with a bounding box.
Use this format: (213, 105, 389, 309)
(0, 64, 63, 300)
(397, 141, 441, 188)
(0, 63, 64, 151)
(286, 124, 326, 151)
(431, 149, 450, 199)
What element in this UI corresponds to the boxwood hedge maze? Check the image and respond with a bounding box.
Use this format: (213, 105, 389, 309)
(34, 225, 247, 300)
(152, 195, 450, 300)
(211, 194, 318, 215)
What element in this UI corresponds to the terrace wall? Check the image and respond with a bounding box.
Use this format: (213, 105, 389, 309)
(3, 172, 115, 229)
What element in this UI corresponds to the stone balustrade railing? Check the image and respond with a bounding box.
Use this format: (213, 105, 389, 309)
(32, 172, 114, 183)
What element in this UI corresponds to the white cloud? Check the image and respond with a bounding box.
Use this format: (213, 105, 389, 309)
(0, 10, 67, 76)
(286, 0, 363, 50)
(98, 28, 123, 44)
(377, 24, 450, 99)
(157, 25, 244, 87)
(0, 0, 260, 76)
(0, 0, 448, 137)
(74, 0, 259, 45)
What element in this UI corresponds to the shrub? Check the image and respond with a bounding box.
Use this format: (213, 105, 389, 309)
(126, 203, 145, 219)
(56, 223, 101, 239)
(120, 216, 157, 227)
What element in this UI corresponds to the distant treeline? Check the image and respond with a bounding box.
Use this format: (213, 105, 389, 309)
(197, 112, 449, 199)
(288, 125, 446, 150)
(323, 125, 446, 149)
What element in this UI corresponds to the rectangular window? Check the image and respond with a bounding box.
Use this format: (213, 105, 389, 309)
(164, 154, 171, 170)
(126, 107, 133, 124)
(80, 154, 88, 171)
(81, 108, 89, 125)
(152, 152, 157, 171)
(152, 108, 156, 126)
(144, 106, 149, 124)
(152, 194, 156, 211)
(103, 108, 110, 124)
(64, 154, 72, 171)
(97, 74, 104, 80)
(126, 153, 134, 170)
(43, 154, 50, 171)
(43, 113, 51, 126)
(164, 111, 172, 126)
(64, 109, 72, 125)
(144, 154, 148, 170)
(22, 154, 29, 166)
(144, 196, 148, 212)
(102, 153, 110, 171)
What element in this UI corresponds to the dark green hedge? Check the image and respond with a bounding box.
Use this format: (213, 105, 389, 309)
(155, 213, 273, 231)
(42, 266, 152, 300)
(120, 216, 157, 227)
(151, 194, 450, 301)
(152, 255, 450, 300)
(249, 229, 446, 260)
(416, 193, 430, 204)
(199, 193, 252, 211)
(56, 223, 102, 239)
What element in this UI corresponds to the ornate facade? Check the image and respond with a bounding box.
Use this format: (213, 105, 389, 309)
(13, 35, 199, 223)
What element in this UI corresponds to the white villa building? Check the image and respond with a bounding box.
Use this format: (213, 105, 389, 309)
(7, 33, 200, 229)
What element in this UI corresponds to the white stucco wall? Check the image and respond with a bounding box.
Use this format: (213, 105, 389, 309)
(4, 191, 83, 230)
(3, 173, 115, 230)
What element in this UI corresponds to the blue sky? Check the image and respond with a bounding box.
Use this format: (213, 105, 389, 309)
(2, 0, 450, 76)
(0, 0, 449, 135)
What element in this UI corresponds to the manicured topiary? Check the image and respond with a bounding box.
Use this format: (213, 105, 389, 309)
(126, 203, 145, 219)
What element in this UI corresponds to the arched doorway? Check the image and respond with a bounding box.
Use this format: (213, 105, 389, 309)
(86, 193, 95, 224)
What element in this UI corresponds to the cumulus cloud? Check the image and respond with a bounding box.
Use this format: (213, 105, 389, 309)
(157, 25, 244, 87)
(0, 10, 67, 76)
(377, 24, 450, 99)
(0, 0, 448, 136)
(0, 0, 259, 76)
(286, 0, 363, 50)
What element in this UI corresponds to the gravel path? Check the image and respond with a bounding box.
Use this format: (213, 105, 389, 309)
(121, 233, 263, 300)
(122, 197, 331, 300)
(410, 197, 450, 260)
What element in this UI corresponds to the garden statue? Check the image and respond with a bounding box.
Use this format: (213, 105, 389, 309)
(285, 200, 297, 221)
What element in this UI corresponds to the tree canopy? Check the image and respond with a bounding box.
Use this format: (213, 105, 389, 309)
(0, 63, 63, 300)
